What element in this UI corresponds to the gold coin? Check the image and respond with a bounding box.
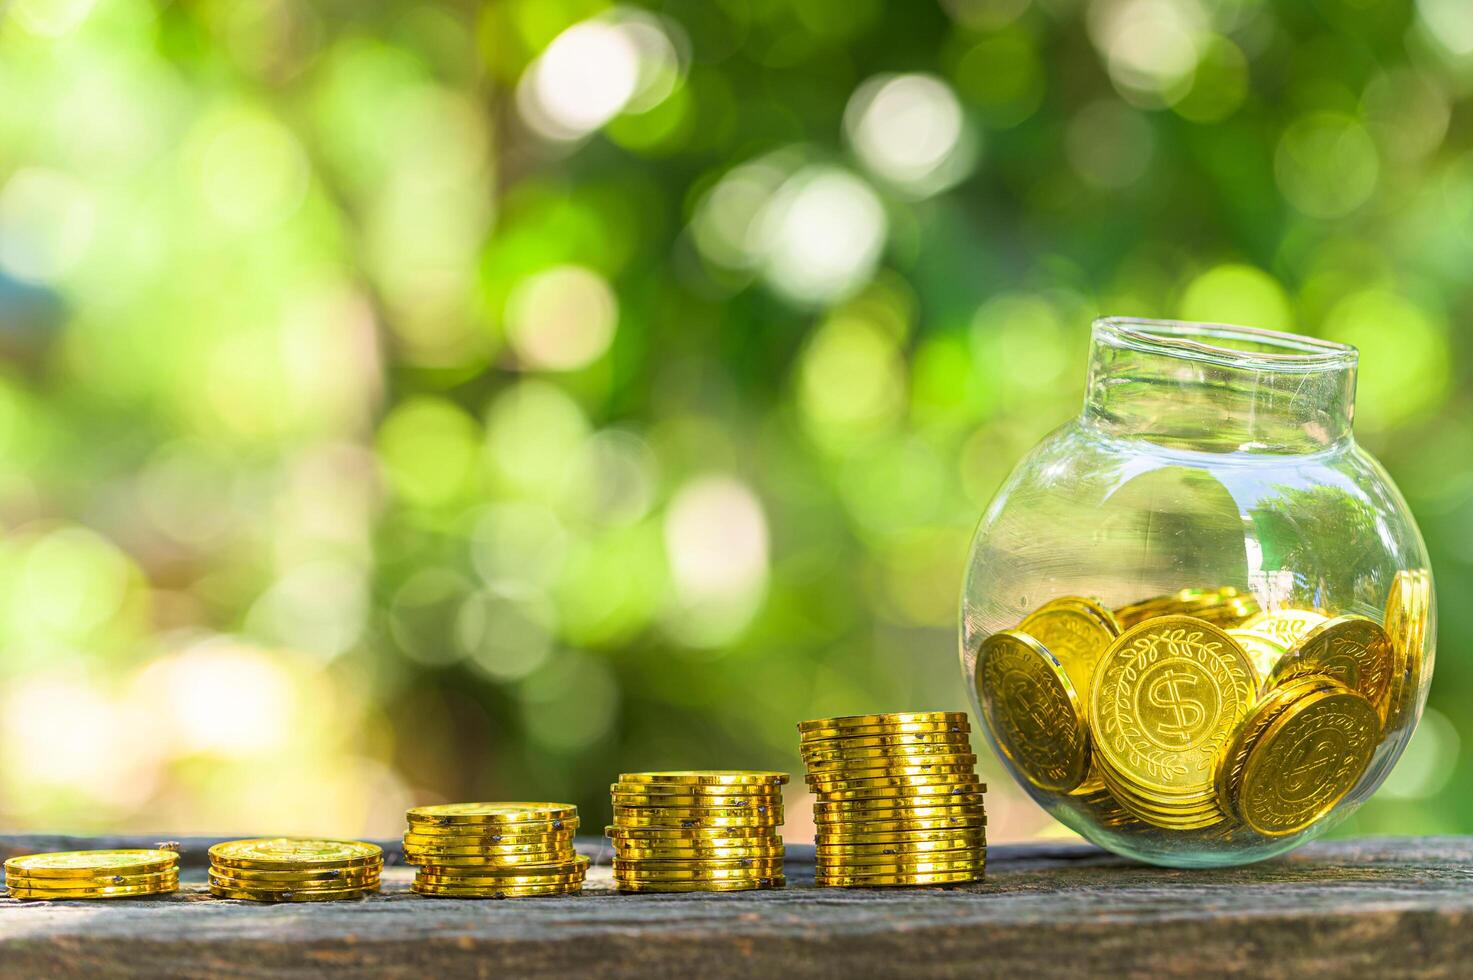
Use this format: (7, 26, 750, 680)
(1090, 616, 1256, 797)
(800, 731, 973, 754)
(605, 828, 780, 844)
(978, 630, 1089, 793)
(814, 781, 984, 802)
(813, 805, 985, 825)
(1384, 568, 1431, 732)
(798, 712, 966, 734)
(612, 802, 783, 819)
(614, 877, 783, 893)
(806, 754, 978, 774)
(1228, 629, 1288, 680)
(800, 721, 969, 743)
(612, 810, 782, 827)
(6, 870, 179, 891)
(807, 764, 980, 790)
(4, 849, 179, 880)
(203, 865, 380, 885)
(611, 780, 782, 794)
(406, 802, 578, 826)
(609, 843, 785, 861)
(1269, 616, 1394, 717)
(415, 855, 588, 874)
(816, 834, 985, 858)
(814, 851, 985, 872)
(208, 870, 379, 893)
(208, 839, 382, 872)
(611, 794, 783, 811)
(617, 771, 788, 787)
(611, 854, 781, 868)
(402, 846, 577, 866)
(404, 820, 577, 839)
(412, 880, 583, 898)
(1116, 587, 1257, 629)
(1214, 676, 1330, 817)
(603, 824, 780, 840)
(6, 875, 179, 900)
(402, 831, 574, 851)
(814, 868, 981, 887)
(210, 883, 378, 902)
(802, 747, 975, 771)
(1096, 764, 1218, 810)
(1096, 779, 1226, 831)
(816, 817, 985, 837)
(815, 824, 987, 845)
(612, 863, 783, 881)
(5, 872, 178, 894)
(1237, 680, 1380, 837)
(413, 870, 586, 887)
(1019, 596, 1121, 696)
(1238, 609, 1329, 650)
(812, 792, 985, 814)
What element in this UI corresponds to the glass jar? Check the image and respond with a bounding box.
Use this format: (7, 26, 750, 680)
(960, 318, 1434, 868)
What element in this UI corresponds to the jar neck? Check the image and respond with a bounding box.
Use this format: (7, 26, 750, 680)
(1082, 318, 1358, 454)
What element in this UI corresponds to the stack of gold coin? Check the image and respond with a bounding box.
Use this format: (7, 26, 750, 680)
(799, 712, 986, 888)
(404, 803, 586, 898)
(4, 849, 179, 900)
(208, 839, 382, 902)
(607, 772, 786, 893)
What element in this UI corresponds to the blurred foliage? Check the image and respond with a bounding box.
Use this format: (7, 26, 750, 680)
(0, 0, 1470, 841)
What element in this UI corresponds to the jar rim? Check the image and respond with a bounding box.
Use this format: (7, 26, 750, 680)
(1092, 317, 1357, 372)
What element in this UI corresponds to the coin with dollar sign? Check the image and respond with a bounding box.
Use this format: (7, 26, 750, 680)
(1090, 616, 1257, 798)
(977, 629, 1089, 793)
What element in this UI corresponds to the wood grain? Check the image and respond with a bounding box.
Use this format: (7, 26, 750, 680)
(2, 835, 1470, 978)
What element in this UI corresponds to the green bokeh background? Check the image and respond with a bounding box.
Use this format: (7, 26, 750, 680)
(0, 0, 1467, 841)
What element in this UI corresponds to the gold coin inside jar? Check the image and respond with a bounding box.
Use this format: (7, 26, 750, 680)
(977, 629, 1089, 793)
(1236, 679, 1380, 837)
(1089, 616, 1257, 798)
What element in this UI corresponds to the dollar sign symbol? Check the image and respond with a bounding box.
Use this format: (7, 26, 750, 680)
(1284, 738, 1333, 795)
(1147, 669, 1205, 743)
(1005, 674, 1050, 748)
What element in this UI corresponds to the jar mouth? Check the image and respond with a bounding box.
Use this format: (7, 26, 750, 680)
(1093, 317, 1357, 373)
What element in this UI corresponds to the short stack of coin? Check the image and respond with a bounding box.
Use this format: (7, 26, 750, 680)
(405, 803, 587, 898)
(799, 712, 986, 888)
(208, 839, 382, 902)
(4, 849, 179, 900)
(607, 771, 786, 893)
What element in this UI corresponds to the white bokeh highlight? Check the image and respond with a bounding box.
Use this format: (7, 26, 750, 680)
(505, 265, 619, 372)
(516, 9, 683, 142)
(756, 166, 888, 306)
(845, 73, 976, 196)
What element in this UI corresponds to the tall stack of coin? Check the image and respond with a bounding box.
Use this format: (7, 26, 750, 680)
(405, 802, 587, 898)
(208, 839, 382, 902)
(607, 771, 786, 893)
(799, 712, 986, 888)
(4, 849, 179, 900)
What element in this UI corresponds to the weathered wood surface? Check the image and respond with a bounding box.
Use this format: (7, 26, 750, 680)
(3, 835, 1472, 978)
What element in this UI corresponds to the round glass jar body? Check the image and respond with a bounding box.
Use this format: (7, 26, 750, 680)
(960, 319, 1434, 868)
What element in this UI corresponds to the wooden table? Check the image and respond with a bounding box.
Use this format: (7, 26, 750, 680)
(2, 835, 1470, 977)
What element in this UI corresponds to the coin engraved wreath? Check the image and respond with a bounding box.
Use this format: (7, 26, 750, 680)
(1090, 617, 1256, 793)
